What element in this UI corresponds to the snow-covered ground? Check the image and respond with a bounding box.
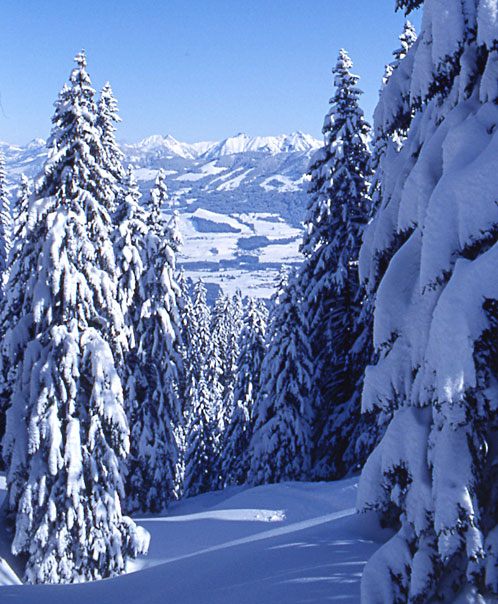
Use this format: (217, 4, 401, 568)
(0, 476, 390, 602)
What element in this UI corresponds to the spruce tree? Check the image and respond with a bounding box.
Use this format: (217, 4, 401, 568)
(210, 291, 243, 445)
(113, 165, 148, 344)
(147, 168, 168, 221)
(220, 297, 268, 487)
(97, 82, 125, 189)
(299, 49, 373, 479)
(358, 4, 498, 602)
(369, 20, 417, 224)
(183, 369, 218, 497)
(248, 270, 313, 485)
(2, 52, 148, 584)
(181, 279, 218, 496)
(0, 174, 32, 464)
(13, 174, 31, 235)
(125, 175, 183, 513)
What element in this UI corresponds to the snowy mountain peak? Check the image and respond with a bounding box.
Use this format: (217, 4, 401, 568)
(122, 132, 321, 162)
(132, 134, 196, 159)
(200, 132, 321, 160)
(26, 138, 46, 149)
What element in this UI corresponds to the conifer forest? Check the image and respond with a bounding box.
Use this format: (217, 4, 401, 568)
(3, 1, 498, 602)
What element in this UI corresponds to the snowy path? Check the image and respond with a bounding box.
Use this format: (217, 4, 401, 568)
(0, 478, 387, 602)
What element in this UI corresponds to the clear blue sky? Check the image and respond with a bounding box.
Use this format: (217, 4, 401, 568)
(0, 1, 421, 145)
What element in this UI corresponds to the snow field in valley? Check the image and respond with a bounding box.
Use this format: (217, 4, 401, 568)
(0, 476, 389, 602)
(178, 209, 303, 297)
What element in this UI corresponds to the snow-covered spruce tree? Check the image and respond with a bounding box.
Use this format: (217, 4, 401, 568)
(248, 269, 314, 485)
(369, 20, 417, 228)
(125, 174, 183, 513)
(183, 369, 219, 497)
(0, 153, 12, 281)
(13, 174, 31, 235)
(348, 22, 418, 478)
(210, 291, 243, 445)
(181, 279, 219, 497)
(0, 174, 32, 464)
(97, 82, 125, 191)
(112, 164, 148, 505)
(298, 49, 373, 479)
(113, 165, 148, 343)
(147, 168, 168, 221)
(2, 52, 148, 584)
(174, 270, 190, 492)
(219, 297, 268, 487)
(358, 3, 498, 602)
(382, 20, 417, 94)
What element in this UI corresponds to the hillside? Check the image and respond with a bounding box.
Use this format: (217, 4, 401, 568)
(1, 132, 321, 297)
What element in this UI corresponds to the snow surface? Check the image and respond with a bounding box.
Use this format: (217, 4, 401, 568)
(0, 476, 389, 602)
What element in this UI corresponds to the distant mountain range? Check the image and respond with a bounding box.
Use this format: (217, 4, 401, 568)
(124, 131, 320, 161)
(1, 132, 322, 298)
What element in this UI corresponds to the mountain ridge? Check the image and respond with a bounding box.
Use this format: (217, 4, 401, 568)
(0, 131, 321, 164)
(1, 132, 321, 298)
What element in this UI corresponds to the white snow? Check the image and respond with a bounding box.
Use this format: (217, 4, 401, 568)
(201, 131, 321, 160)
(200, 161, 227, 176)
(216, 169, 253, 191)
(0, 476, 389, 602)
(175, 172, 207, 182)
(190, 208, 252, 233)
(260, 174, 301, 193)
(134, 168, 177, 181)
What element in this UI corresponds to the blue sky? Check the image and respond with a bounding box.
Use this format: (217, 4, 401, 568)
(0, 1, 421, 144)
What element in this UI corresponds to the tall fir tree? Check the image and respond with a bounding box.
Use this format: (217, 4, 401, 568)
(2, 52, 148, 584)
(299, 49, 374, 479)
(248, 270, 313, 485)
(219, 297, 268, 487)
(125, 174, 183, 513)
(358, 3, 498, 602)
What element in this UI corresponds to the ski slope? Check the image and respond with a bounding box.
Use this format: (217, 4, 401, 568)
(0, 477, 390, 602)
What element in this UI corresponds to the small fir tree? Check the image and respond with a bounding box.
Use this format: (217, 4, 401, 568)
(181, 279, 219, 496)
(248, 270, 313, 485)
(220, 297, 268, 487)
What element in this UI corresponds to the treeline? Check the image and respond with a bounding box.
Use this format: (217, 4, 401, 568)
(0, 42, 381, 585)
(0, 38, 392, 583)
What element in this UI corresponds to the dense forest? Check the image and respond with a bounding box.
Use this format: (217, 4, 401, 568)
(2, 1, 498, 602)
